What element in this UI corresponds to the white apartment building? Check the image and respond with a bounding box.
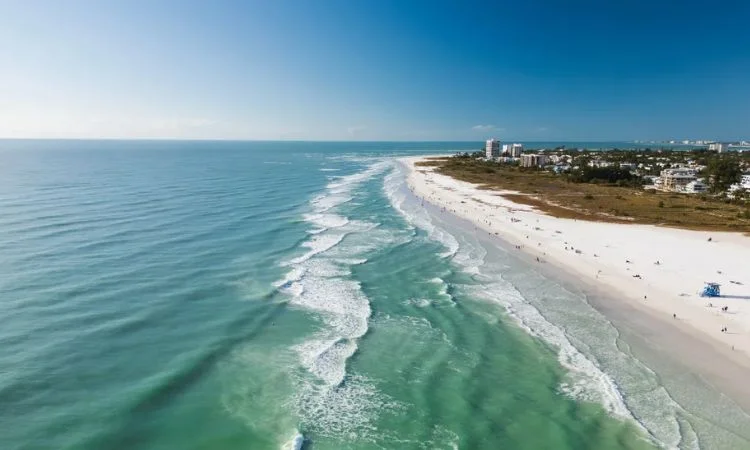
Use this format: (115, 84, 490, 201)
(685, 179, 707, 194)
(485, 139, 501, 158)
(510, 143, 523, 158)
(709, 142, 727, 153)
(520, 154, 548, 168)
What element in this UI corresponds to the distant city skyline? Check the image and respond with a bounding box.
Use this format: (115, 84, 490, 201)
(2, 1, 750, 141)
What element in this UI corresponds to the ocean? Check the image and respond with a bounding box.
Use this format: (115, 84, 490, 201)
(0, 140, 746, 450)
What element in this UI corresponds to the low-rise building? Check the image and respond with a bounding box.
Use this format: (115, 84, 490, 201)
(685, 179, 707, 194)
(520, 154, 548, 168)
(552, 164, 571, 174)
(659, 168, 697, 191)
(729, 174, 750, 194)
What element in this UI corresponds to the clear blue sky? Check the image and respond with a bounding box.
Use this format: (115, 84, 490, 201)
(2, 0, 749, 141)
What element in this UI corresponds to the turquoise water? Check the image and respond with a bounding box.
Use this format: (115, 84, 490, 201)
(0, 141, 745, 450)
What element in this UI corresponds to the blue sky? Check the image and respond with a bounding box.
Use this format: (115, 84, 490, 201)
(1, 0, 749, 140)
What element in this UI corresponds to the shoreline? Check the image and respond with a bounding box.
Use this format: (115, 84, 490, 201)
(399, 155, 750, 414)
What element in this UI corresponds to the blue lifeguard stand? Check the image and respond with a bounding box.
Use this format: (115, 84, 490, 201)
(701, 282, 721, 297)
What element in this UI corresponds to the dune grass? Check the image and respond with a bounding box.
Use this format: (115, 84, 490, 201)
(416, 157, 750, 232)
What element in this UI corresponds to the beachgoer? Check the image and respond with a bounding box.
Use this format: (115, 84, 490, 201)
(673, 313, 676, 319)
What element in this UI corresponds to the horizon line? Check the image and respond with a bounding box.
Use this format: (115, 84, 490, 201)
(0, 137, 657, 143)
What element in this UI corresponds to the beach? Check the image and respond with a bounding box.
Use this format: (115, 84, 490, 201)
(402, 155, 750, 411)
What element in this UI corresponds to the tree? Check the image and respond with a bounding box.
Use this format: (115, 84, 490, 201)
(704, 157, 742, 193)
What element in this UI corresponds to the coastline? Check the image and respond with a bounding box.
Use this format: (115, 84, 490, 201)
(399, 155, 750, 414)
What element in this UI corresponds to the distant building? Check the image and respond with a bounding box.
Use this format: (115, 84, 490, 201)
(685, 179, 707, 194)
(501, 144, 511, 155)
(510, 143, 523, 158)
(728, 174, 750, 194)
(589, 159, 613, 168)
(552, 164, 571, 174)
(709, 142, 727, 153)
(520, 154, 548, 168)
(659, 168, 697, 191)
(485, 139, 501, 158)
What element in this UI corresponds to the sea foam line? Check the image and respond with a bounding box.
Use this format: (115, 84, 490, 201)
(275, 160, 395, 434)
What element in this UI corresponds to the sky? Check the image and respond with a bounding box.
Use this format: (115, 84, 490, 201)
(1, 0, 750, 141)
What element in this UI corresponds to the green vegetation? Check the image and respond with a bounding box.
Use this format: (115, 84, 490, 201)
(703, 156, 743, 193)
(417, 155, 750, 232)
(568, 165, 640, 186)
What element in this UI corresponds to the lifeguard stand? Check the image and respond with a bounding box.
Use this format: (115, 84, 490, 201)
(701, 282, 721, 297)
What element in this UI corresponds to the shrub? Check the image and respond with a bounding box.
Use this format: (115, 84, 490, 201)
(658, 201, 665, 208)
(584, 194, 594, 200)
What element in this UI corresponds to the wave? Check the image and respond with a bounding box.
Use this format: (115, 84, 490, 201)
(282, 233, 348, 266)
(295, 337, 359, 387)
(302, 212, 349, 230)
(326, 161, 390, 195)
(310, 194, 352, 212)
(383, 164, 459, 258)
(273, 159, 408, 443)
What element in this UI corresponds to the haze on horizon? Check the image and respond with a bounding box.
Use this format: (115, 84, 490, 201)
(1, 0, 749, 142)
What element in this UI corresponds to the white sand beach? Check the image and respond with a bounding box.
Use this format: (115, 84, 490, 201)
(402, 156, 750, 373)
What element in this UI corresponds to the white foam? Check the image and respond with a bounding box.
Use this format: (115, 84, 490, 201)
(277, 159, 404, 441)
(303, 213, 349, 229)
(280, 431, 304, 450)
(291, 373, 399, 442)
(451, 234, 487, 275)
(291, 274, 370, 338)
(327, 161, 390, 195)
(310, 194, 352, 212)
(383, 165, 460, 257)
(295, 337, 358, 386)
(283, 233, 347, 266)
(404, 298, 432, 308)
